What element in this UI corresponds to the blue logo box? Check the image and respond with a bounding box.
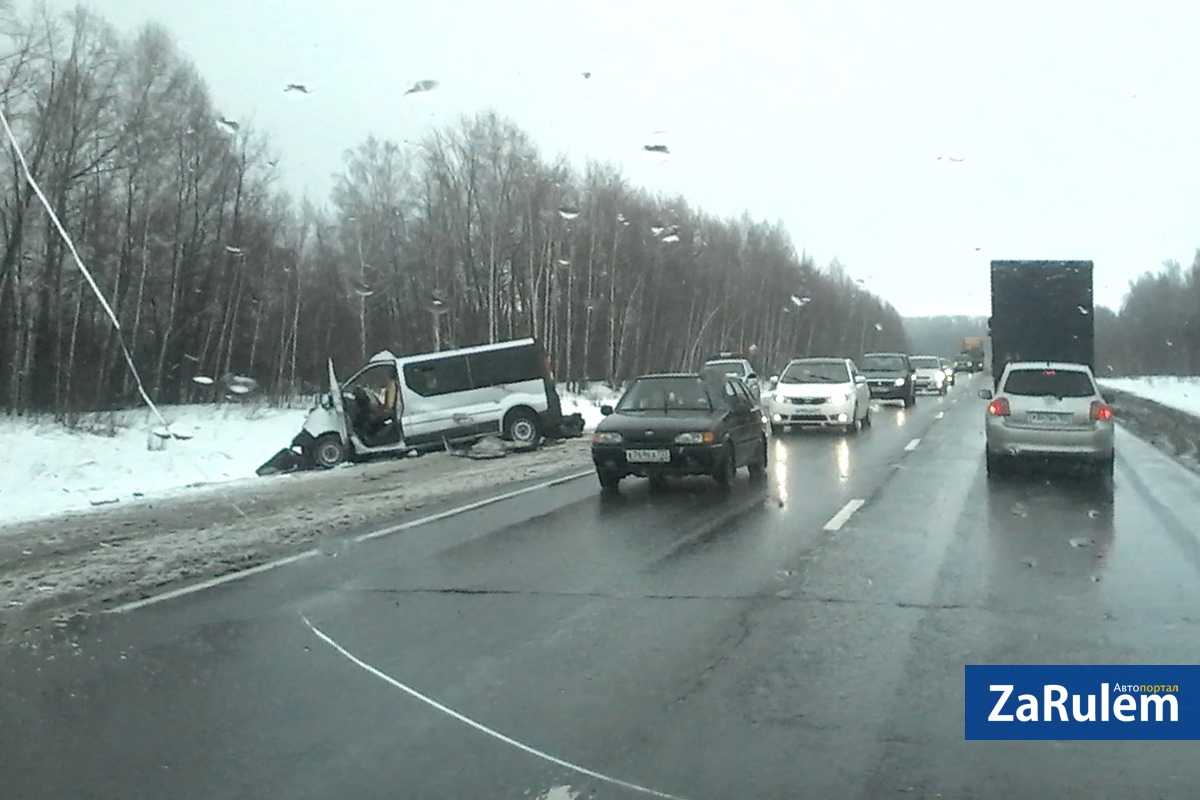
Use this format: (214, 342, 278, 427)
(965, 665, 1199, 740)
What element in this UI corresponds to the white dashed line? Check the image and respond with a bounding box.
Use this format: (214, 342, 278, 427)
(905, 438, 921, 451)
(823, 499, 866, 531)
(106, 468, 594, 614)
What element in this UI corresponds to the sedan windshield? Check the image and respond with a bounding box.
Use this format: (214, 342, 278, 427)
(910, 357, 941, 369)
(1002, 368, 1096, 398)
(616, 377, 726, 412)
(780, 361, 850, 383)
(861, 355, 907, 371)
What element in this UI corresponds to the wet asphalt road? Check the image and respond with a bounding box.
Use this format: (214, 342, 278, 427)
(5, 374, 1200, 799)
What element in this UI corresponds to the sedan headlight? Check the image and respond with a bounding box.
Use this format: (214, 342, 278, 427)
(934, 370, 945, 381)
(893, 378, 906, 386)
(592, 431, 623, 445)
(675, 431, 716, 444)
(829, 393, 849, 405)
(774, 392, 787, 403)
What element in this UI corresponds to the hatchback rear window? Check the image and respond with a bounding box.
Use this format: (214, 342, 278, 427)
(1002, 369, 1095, 397)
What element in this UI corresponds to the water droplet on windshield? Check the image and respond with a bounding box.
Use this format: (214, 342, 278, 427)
(1069, 537, 1094, 548)
(661, 234, 680, 244)
(874, 323, 883, 331)
(351, 280, 374, 296)
(558, 206, 580, 221)
(404, 79, 439, 96)
(790, 295, 811, 307)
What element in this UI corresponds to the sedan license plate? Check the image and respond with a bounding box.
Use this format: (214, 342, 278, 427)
(1028, 411, 1071, 425)
(626, 448, 671, 464)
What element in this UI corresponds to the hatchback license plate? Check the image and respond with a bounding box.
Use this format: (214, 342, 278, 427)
(1028, 411, 1071, 424)
(626, 448, 671, 463)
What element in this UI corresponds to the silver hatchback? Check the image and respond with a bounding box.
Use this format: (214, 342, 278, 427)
(978, 361, 1115, 478)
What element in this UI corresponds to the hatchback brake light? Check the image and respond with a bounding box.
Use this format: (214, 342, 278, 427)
(988, 397, 1011, 416)
(1090, 400, 1113, 421)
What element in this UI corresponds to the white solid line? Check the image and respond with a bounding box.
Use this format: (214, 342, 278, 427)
(106, 468, 595, 614)
(823, 499, 866, 532)
(302, 615, 695, 800)
(107, 551, 319, 614)
(353, 469, 594, 543)
(905, 438, 921, 451)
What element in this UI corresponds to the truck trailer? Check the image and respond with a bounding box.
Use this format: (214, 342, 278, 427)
(988, 260, 1094, 384)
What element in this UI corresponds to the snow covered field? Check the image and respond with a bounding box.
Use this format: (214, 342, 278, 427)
(1098, 376, 1200, 419)
(0, 385, 618, 528)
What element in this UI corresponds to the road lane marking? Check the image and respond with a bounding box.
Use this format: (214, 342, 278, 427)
(301, 615, 696, 800)
(354, 469, 594, 543)
(108, 551, 320, 613)
(106, 468, 595, 614)
(823, 499, 866, 531)
(905, 438, 920, 451)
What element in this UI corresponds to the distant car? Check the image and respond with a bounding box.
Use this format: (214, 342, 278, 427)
(953, 357, 973, 373)
(766, 357, 871, 434)
(909, 355, 948, 395)
(939, 358, 956, 387)
(978, 361, 1115, 478)
(700, 356, 761, 402)
(591, 372, 769, 492)
(859, 352, 917, 407)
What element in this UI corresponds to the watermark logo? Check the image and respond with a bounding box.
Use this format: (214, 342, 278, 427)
(965, 665, 1198, 740)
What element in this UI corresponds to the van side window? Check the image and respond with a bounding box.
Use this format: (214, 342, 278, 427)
(468, 346, 539, 388)
(404, 355, 472, 397)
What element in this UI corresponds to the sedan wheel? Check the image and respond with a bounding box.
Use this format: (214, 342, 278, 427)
(713, 443, 737, 488)
(748, 436, 768, 480)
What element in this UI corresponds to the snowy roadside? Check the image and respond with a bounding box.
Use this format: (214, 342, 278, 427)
(0, 437, 595, 638)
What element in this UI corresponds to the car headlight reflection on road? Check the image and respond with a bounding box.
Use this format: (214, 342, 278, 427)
(592, 431, 623, 445)
(675, 431, 715, 444)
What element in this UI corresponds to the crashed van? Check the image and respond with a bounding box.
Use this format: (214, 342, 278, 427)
(260, 338, 582, 473)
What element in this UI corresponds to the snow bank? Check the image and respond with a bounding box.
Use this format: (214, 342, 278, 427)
(0, 385, 616, 527)
(1099, 376, 1200, 420)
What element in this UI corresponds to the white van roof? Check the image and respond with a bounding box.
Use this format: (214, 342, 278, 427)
(367, 338, 538, 365)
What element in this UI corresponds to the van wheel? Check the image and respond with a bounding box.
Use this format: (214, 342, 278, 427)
(503, 409, 541, 446)
(312, 433, 347, 469)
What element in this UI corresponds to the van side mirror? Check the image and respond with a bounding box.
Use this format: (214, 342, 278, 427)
(600, 404, 613, 416)
(978, 389, 993, 400)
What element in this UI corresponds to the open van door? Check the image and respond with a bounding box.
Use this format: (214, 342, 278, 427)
(327, 357, 350, 446)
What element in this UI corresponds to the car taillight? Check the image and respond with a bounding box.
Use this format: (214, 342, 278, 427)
(1090, 401, 1113, 421)
(988, 397, 1011, 416)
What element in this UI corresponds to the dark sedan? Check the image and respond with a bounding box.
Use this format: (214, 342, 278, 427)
(591, 373, 768, 492)
(859, 351, 917, 407)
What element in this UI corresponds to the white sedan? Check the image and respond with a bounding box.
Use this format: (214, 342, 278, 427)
(767, 357, 872, 434)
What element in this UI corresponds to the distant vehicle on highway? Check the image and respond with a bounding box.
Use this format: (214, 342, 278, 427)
(766, 357, 871, 434)
(591, 372, 768, 492)
(700, 353, 762, 402)
(909, 355, 948, 395)
(939, 357, 956, 387)
(860, 352, 917, 407)
(978, 361, 1115, 478)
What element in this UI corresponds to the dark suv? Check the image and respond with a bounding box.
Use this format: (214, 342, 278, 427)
(859, 352, 916, 407)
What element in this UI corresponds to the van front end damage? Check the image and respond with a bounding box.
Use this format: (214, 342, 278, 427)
(255, 431, 318, 476)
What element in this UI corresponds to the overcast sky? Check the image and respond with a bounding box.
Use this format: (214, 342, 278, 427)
(40, 0, 1200, 317)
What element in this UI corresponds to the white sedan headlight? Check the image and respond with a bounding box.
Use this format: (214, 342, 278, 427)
(592, 431, 623, 445)
(829, 393, 849, 405)
(934, 370, 945, 381)
(774, 392, 788, 403)
(893, 378, 906, 386)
